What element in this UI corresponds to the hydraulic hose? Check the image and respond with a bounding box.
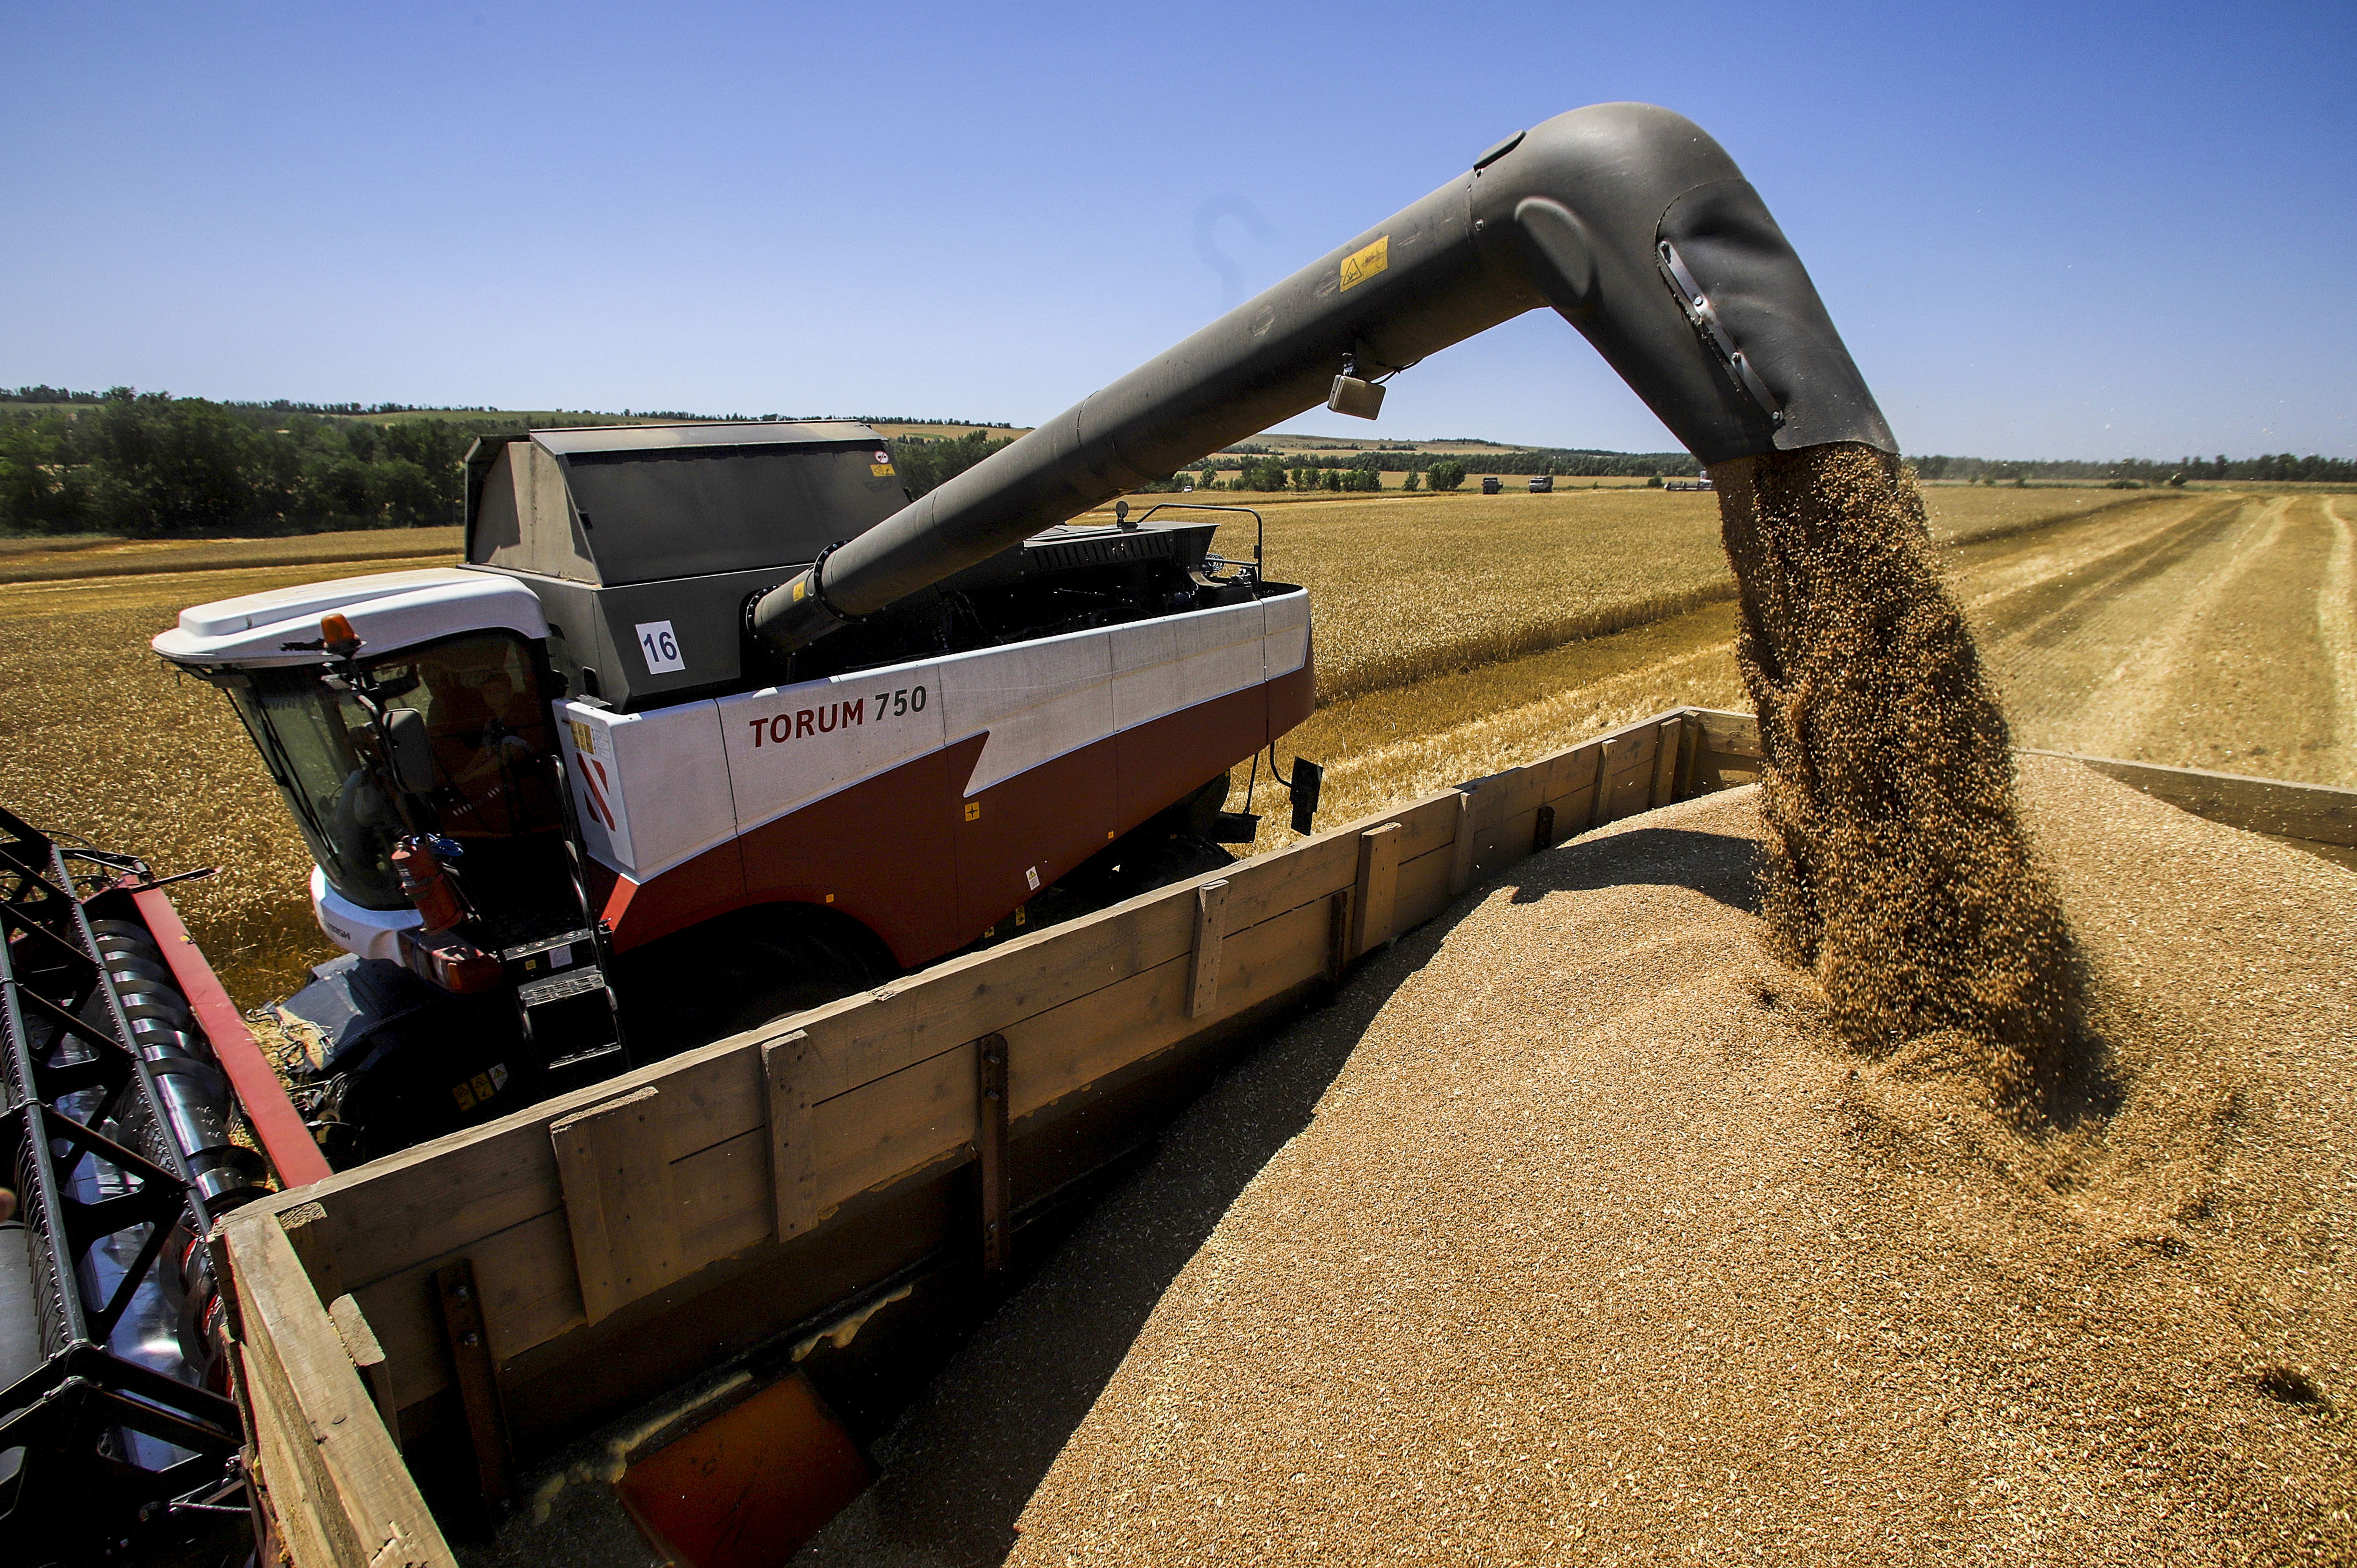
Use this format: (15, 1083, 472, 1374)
(752, 101, 1893, 652)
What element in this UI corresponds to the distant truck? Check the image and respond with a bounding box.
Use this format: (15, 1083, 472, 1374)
(1529, 475, 1554, 493)
(1481, 476, 1502, 494)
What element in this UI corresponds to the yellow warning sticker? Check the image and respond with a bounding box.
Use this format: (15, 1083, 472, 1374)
(871, 463, 895, 476)
(568, 719, 594, 755)
(1340, 235, 1389, 291)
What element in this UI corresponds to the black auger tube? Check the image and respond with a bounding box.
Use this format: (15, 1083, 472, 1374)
(752, 101, 1893, 653)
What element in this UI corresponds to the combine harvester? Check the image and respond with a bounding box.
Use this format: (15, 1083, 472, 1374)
(6, 103, 2351, 1564)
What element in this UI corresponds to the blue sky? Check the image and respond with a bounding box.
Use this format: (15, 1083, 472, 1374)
(4, 0, 2350, 460)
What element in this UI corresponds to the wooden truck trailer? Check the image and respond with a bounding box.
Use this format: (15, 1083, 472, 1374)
(206, 706, 2356, 1566)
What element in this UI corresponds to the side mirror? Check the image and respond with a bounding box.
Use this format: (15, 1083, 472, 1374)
(1289, 758, 1324, 835)
(385, 708, 436, 794)
(1115, 499, 1135, 531)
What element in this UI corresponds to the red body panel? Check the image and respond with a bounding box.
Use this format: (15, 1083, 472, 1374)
(600, 661, 1318, 968)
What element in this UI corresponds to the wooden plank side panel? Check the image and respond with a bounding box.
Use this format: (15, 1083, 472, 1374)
(812, 1039, 978, 1212)
(1013, 894, 1335, 1122)
(2031, 751, 2357, 847)
(1469, 807, 1544, 884)
(242, 1340, 354, 1568)
(1695, 709, 1763, 758)
(794, 795, 1455, 1102)
(1690, 751, 1763, 794)
(671, 1127, 773, 1272)
(1597, 724, 1662, 824)
(1390, 841, 1457, 934)
(1537, 739, 1602, 845)
(353, 1208, 578, 1409)
(223, 1211, 454, 1567)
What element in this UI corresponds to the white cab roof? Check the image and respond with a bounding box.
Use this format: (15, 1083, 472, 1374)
(152, 566, 548, 669)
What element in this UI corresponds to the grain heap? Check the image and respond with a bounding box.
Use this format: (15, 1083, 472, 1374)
(1712, 443, 2077, 1095)
(805, 763, 2353, 1564)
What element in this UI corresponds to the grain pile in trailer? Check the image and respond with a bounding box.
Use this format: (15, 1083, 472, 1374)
(809, 762, 2355, 1566)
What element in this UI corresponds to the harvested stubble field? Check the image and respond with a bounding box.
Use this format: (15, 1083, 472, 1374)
(0, 525, 465, 584)
(0, 485, 2344, 1012)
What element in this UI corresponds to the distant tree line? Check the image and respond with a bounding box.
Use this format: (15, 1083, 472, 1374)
(1911, 452, 2357, 484)
(8, 387, 2344, 535)
(1182, 446, 1700, 479)
(888, 429, 1019, 497)
(0, 391, 521, 534)
(0, 391, 1023, 535)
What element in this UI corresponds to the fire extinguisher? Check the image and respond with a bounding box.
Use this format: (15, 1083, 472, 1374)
(392, 836, 469, 933)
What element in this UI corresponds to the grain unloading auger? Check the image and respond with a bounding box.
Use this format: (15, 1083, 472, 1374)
(749, 102, 1893, 649)
(151, 102, 1890, 1167)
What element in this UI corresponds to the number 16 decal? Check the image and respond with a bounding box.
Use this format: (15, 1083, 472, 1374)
(635, 620, 686, 675)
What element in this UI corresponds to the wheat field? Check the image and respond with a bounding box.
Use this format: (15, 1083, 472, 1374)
(0, 485, 2210, 1007)
(1138, 483, 2148, 705)
(0, 556, 450, 1005)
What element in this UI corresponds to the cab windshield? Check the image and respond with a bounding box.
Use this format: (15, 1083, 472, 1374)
(229, 632, 562, 911)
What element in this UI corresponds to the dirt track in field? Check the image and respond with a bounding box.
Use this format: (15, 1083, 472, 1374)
(1957, 493, 2357, 784)
(1279, 490, 2356, 844)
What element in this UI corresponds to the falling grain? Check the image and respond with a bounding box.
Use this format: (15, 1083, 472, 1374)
(1712, 444, 2079, 1097)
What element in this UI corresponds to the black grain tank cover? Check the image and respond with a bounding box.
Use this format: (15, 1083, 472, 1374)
(465, 422, 905, 586)
(462, 421, 907, 709)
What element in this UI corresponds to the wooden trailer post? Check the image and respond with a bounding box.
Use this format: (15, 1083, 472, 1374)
(1672, 710, 1701, 801)
(218, 1207, 454, 1568)
(435, 1258, 517, 1509)
(1351, 823, 1403, 955)
(1649, 715, 1682, 808)
(1447, 788, 1480, 897)
(1190, 878, 1230, 1018)
(763, 1028, 819, 1240)
(1326, 887, 1354, 987)
(977, 1033, 1011, 1278)
(551, 1085, 684, 1323)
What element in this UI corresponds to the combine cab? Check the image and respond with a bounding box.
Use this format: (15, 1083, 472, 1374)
(156, 424, 1312, 1162)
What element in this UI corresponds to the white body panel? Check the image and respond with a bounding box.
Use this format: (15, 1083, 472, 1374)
(557, 589, 1311, 883)
(559, 700, 736, 878)
(939, 626, 1118, 797)
(310, 865, 422, 961)
(152, 567, 547, 668)
(715, 662, 950, 831)
(1110, 598, 1272, 732)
